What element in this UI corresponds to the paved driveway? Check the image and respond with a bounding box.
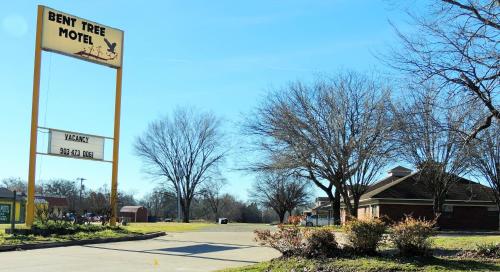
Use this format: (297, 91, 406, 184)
(0, 225, 280, 272)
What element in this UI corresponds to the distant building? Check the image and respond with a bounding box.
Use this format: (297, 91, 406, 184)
(0, 188, 71, 223)
(341, 166, 499, 230)
(38, 196, 69, 218)
(119, 206, 148, 222)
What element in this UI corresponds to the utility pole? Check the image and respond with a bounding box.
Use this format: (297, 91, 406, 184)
(76, 178, 86, 214)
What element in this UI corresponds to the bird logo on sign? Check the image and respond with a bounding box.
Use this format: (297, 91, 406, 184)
(104, 38, 117, 54)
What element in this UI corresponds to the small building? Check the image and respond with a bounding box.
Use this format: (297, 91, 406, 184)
(308, 197, 332, 216)
(0, 189, 71, 223)
(119, 206, 148, 222)
(304, 197, 336, 225)
(40, 196, 69, 218)
(0, 188, 25, 223)
(341, 166, 499, 230)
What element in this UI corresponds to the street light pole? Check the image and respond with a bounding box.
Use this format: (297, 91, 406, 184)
(76, 177, 86, 214)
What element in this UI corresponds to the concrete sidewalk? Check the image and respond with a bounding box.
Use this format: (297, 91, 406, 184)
(0, 230, 280, 272)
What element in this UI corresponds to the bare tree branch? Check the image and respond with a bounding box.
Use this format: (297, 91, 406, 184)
(134, 108, 227, 222)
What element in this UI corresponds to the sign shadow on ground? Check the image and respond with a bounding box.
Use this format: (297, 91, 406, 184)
(157, 244, 241, 254)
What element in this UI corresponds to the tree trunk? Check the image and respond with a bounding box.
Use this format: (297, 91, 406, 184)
(351, 196, 359, 219)
(497, 203, 500, 231)
(330, 190, 341, 225)
(214, 210, 219, 223)
(278, 211, 286, 224)
(433, 197, 444, 227)
(181, 198, 190, 223)
(341, 190, 355, 220)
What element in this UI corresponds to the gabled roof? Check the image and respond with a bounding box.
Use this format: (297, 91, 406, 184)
(120, 206, 145, 213)
(42, 196, 69, 207)
(361, 171, 494, 202)
(361, 174, 403, 199)
(0, 188, 13, 198)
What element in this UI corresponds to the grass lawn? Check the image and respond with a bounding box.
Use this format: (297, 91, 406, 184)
(432, 235, 500, 250)
(219, 256, 499, 272)
(220, 234, 500, 272)
(123, 222, 212, 234)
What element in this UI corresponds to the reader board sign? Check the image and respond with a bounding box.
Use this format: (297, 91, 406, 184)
(0, 204, 11, 224)
(40, 6, 123, 68)
(48, 129, 105, 161)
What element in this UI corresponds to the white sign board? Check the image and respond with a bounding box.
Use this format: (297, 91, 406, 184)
(41, 6, 123, 68)
(48, 129, 105, 161)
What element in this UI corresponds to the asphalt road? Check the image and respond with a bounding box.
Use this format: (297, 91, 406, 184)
(0, 225, 280, 272)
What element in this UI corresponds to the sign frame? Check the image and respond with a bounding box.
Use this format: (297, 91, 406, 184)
(27, 5, 123, 226)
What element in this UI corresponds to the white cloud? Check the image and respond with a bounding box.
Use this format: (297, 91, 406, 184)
(2, 14, 28, 38)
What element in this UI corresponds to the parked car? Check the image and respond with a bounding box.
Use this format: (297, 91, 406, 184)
(164, 218, 173, 222)
(64, 212, 76, 222)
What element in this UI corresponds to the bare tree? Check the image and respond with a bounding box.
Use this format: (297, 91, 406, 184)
(87, 191, 110, 217)
(141, 187, 170, 218)
(1, 177, 43, 194)
(245, 71, 394, 221)
(42, 179, 79, 211)
(345, 145, 392, 218)
(134, 108, 226, 222)
(470, 122, 500, 228)
(1, 177, 27, 192)
(249, 171, 310, 223)
(199, 177, 227, 222)
(388, 0, 499, 140)
(393, 86, 471, 219)
(140, 187, 178, 220)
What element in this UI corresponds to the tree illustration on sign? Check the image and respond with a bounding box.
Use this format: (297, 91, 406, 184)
(74, 37, 118, 62)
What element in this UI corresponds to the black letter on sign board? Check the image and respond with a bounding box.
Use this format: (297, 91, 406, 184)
(48, 11, 55, 22)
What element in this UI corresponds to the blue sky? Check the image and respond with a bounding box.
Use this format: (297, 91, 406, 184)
(0, 1, 415, 200)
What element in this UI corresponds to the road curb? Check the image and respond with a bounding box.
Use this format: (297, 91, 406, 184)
(0, 231, 166, 252)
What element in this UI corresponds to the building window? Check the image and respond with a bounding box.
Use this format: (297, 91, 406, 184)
(442, 205, 454, 219)
(487, 206, 499, 217)
(443, 205, 453, 212)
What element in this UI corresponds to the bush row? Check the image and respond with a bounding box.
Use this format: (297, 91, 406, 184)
(31, 220, 111, 236)
(255, 216, 435, 258)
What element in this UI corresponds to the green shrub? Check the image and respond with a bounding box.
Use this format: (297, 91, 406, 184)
(474, 243, 500, 258)
(303, 228, 339, 258)
(458, 242, 500, 259)
(390, 216, 435, 256)
(254, 225, 304, 257)
(31, 220, 108, 236)
(343, 218, 386, 254)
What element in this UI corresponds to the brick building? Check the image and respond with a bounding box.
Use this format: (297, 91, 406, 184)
(341, 166, 499, 230)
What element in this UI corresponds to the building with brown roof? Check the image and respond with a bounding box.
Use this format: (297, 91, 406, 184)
(119, 206, 148, 222)
(341, 166, 499, 230)
(39, 196, 69, 218)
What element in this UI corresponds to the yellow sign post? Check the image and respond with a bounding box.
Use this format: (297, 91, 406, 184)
(27, 5, 124, 226)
